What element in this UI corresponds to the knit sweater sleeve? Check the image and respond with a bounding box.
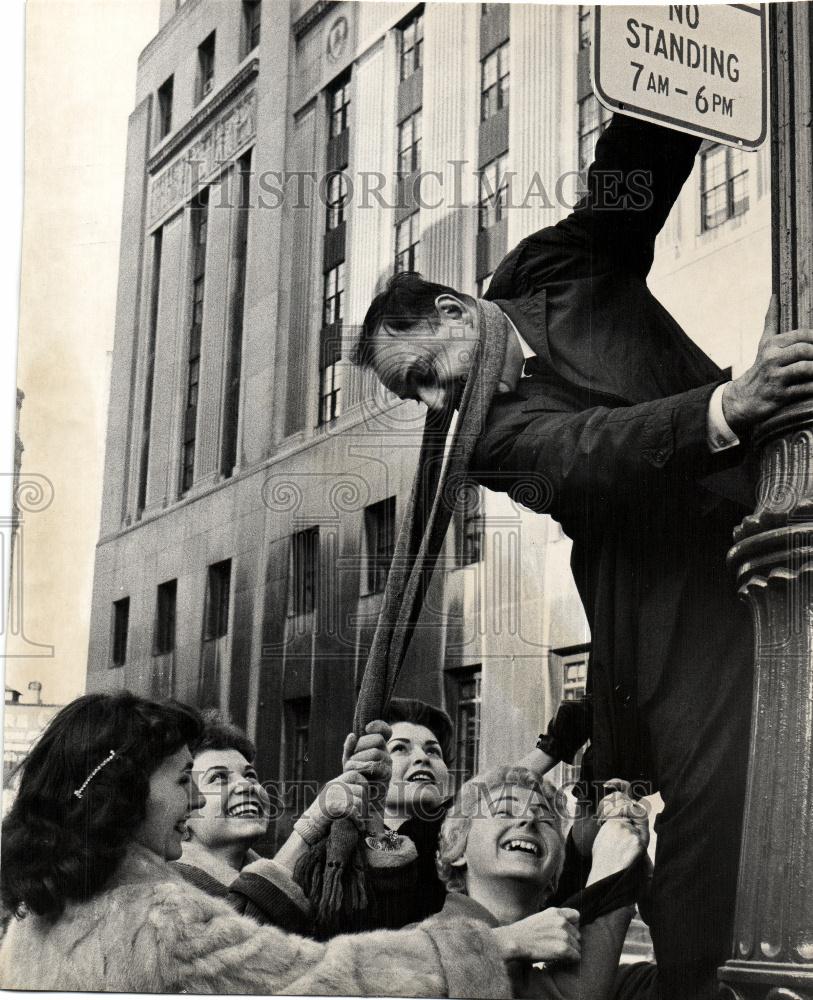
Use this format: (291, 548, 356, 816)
(140, 880, 513, 998)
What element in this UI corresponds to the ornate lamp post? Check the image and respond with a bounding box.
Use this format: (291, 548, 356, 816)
(719, 4, 813, 998)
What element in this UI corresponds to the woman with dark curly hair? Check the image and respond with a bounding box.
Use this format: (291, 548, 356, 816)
(0, 691, 570, 996)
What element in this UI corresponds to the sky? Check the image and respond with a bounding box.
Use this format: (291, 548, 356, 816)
(4, 0, 162, 704)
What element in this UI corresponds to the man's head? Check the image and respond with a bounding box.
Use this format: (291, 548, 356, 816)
(353, 271, 481, 413)
(437, 766, 567, 900)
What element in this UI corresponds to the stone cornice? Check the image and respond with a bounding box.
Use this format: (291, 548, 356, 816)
(147, 58, 260, 176)
(292, 1, 338, 41)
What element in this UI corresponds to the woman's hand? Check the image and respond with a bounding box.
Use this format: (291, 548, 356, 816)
(342, 720, 392, 812)
(586, 779, 649, 885)
(494, 907, 581, 964)
(302, 770, 368, 835)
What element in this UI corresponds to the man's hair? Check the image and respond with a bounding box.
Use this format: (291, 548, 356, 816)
(352, 271, 459, 370)
(385, 697, 455, 764)
(436, 765, 567, 895)
(190, 708, 256, 762)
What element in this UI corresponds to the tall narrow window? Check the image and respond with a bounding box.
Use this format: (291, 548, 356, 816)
(221, 157, 251, 477)
(399, 10, 424, 81)
(197, 32, 216, 103)
(289, 528, 319, 616)
(182, 189, 209, 494)
(458, 486, 484, 566)
(700, 143, 750, 231)
(242, 0, 261, 56)
(577, 93, 611, 172)
(198, 560, 232, 707)
(476, 272, 494, 297)
(138, 229, 163, 512)
(478, 155, 509, 231)
(397, 109, 422, 175)
(326, 172, 349, 231)
(395, 213, 420, 273)
(154, 579, 177, 656)
(329, 80, 351, 138)
(578, 6, 592, 49)
(320, 265, 344, 425)
(284, 697, 311, 785)
(364, 497, 396, 594)
(452, 667, 482, 787)
(111, 597, 130, 668)
(481, 43, 510, 121)
(157, 75, 174, 140)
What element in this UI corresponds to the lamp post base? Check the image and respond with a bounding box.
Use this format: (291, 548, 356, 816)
(719, 961, 813, 1000)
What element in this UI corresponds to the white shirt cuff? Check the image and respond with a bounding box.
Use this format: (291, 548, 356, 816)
(707, 383, 740, 453)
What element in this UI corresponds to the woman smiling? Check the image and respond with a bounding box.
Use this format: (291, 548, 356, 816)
(0, 692, 553, 997)
(173, 712, 271, 896)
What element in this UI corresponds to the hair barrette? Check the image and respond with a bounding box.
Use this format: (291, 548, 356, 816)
(74, 750, 117, 799)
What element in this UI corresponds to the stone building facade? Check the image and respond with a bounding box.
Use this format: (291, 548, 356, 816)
(87, 0, 771, 841)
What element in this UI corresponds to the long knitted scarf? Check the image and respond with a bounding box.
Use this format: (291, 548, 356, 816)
(295, 300, 512, 937)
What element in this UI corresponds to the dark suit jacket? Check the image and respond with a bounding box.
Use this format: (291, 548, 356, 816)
(471, 116, 755, 787)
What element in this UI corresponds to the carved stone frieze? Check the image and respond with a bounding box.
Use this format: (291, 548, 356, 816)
(149, 81, 257, 225)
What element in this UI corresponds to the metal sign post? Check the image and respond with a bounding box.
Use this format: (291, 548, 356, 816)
(594, 4, 768, 149)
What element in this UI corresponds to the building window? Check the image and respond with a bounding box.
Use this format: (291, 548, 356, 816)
(182, 189, 209, 494)
(481, 43, 510, 122)
(397, 109, 422, 175)
(478, 154, 509, 231)
(326, 172, 349, 231)
(578, 5, 592, 49)
(458, 486, 484, 566)
(319, 361, 342, 425)
(138, 229, 163, 512)
(221, 155, 250, 478)
(395, 213, 420, 273)
(242, 0, 261, 56)
(284, 697, 311, 786)
(577, 93, 611, 173)
(399, 10, 424, 81)
(290, 527, 318, 616)
(198, 560, 231, 708)
(111, 597, 130, 668)
(197, 31, 216, 103)
(561, 649, 589, 701)
(476, 272, 494, 297)
(157, 75, 174, 140)
(701, 143, 750, 232)
(203, 560, 231, 641)
(329, 79, 351, 139)
(364, 497, 396, 594)
(451, 667, 482, 787)
(323, 263, 344, 327)
(154, 579, 177, 656)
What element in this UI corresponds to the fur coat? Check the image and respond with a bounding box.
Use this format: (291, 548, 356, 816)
(0, 844, 511, 997)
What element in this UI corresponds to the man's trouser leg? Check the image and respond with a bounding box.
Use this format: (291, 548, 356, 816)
(642, 623, 753, 1000)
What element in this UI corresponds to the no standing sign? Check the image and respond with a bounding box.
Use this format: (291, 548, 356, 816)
(593, 5, 768, 150)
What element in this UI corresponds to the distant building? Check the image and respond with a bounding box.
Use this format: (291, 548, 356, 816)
(3, 686, 63, 810)
(87, 0, 770, 855)
(9, 389, 23, 589)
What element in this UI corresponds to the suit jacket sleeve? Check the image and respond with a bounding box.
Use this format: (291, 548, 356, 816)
(564, 114, 702, 278)
(472, 381, 737, 523)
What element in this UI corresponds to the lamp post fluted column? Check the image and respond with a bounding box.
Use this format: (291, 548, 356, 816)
(719, 4, 813, 998)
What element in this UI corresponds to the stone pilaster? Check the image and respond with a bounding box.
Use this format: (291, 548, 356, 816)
(421, 3, 479, 291)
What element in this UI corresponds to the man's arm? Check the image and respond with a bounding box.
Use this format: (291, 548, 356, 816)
(473, 380, 729, 523)
(561, 114, 702, 278)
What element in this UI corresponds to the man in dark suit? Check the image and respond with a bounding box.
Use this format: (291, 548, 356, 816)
(352, 114, 813, 998)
